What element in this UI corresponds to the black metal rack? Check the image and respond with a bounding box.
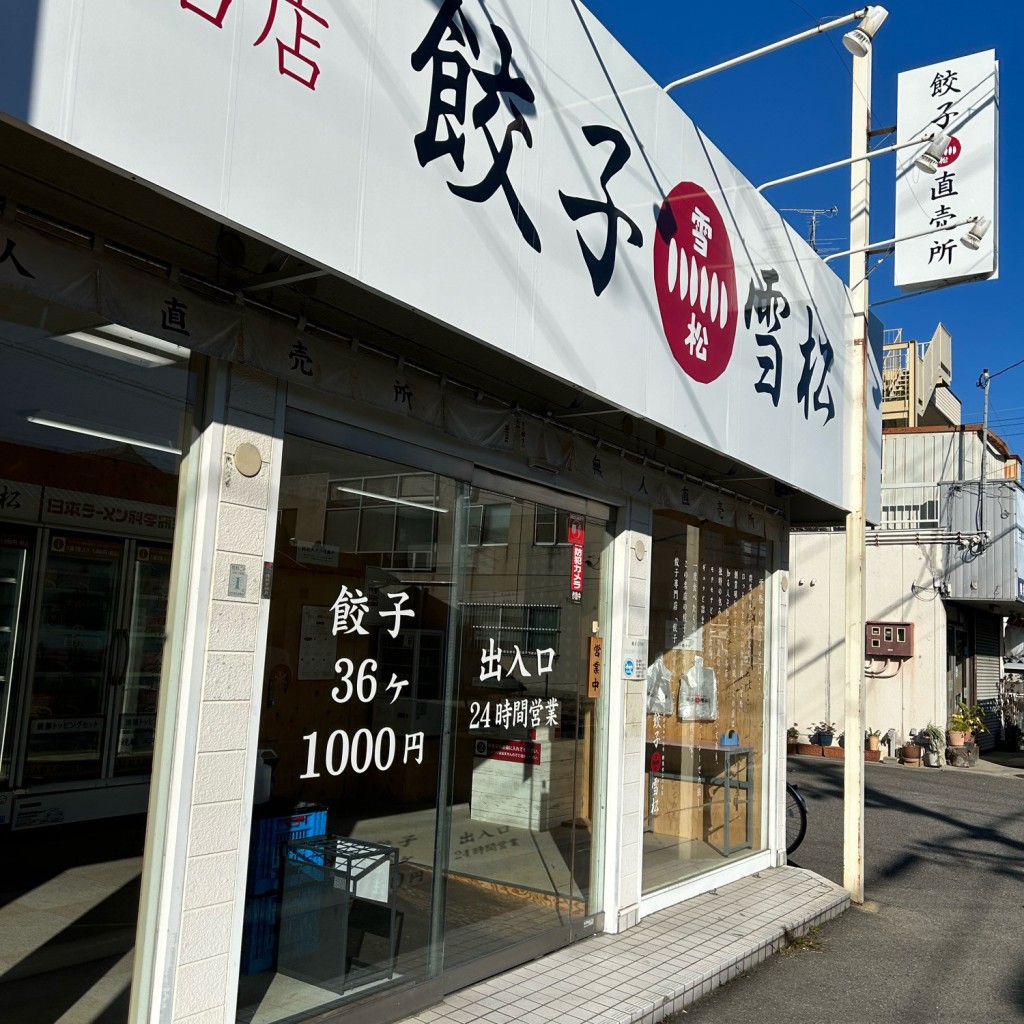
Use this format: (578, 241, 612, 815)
(278, 835, 401, 995)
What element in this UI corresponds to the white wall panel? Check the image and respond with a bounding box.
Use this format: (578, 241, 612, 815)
(10, 0, 860, 510)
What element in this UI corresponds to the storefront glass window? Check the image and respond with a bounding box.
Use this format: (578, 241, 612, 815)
(642, 510, 769, 894)
(439, 485, 602, 974)
(238, 435, 609, 1023)
(0, 310, 193, 1019)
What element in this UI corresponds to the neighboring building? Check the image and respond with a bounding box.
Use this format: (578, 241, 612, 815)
(0, 5, 869, 1024)
(999, 619, 1024, 746)
(790, 325, 1017, 751)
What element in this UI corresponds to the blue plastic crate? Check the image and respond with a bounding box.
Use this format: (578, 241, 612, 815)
(240, 894, 278, 975)
(248, 808, 327, 894)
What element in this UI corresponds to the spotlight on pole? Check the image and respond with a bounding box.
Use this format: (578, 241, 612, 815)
(914, 132, 952, 174)
(842, 6, 889, 57)
(961, 216, 992, 251)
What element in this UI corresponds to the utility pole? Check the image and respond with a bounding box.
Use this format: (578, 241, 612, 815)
(843, 39, 872, 908)
(978, 368, 990, 533)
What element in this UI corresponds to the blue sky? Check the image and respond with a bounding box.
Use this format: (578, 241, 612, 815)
(587, 1, 1015, 441)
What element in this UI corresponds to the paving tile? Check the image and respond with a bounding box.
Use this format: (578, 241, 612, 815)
(477, 996, 509, 1011)
(528, 1005, 564, 1022)
(443, 1008, 479, 1023)
(391, 867, 847, 1024)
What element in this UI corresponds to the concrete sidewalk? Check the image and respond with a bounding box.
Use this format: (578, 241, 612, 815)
(977, 748, 1024, 774)
(395, 866, 849, 1024)
(867, 748, 1024, 776)
(395, 750, 1021, 1024)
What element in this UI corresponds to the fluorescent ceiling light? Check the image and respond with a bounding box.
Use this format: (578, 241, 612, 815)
(24, 411, 182, 455)
(335, 485, 447, 514)
(50, 325, 190, 367)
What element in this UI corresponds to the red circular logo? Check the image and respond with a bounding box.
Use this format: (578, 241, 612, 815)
(650, 750, 663, 774)
(654, 182, 737, 383)
(939, 135, 961, 167)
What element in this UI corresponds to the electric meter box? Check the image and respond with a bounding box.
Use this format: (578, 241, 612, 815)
(865, 621, 914, 658)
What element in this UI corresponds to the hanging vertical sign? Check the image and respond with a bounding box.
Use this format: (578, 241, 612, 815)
(586, 636, 604, 699)
(894, 50, 998, 289)
(568, 513, 585, 603)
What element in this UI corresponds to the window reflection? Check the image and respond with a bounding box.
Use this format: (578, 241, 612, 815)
(0, 314, 192, 1022)
(642, 512, 769, 894)
(239, 438, 609, 1023)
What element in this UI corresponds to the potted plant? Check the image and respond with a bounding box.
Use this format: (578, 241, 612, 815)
(921, 723, 945, 768)
(948, 700, 988, 746)
(787, 723, 800, 753)
(865, 728, 881, 752)
(901, 733, 923, 765)
(814, 721, 836, 746)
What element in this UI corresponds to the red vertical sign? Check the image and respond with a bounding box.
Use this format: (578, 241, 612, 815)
(568, 513, 585, 603)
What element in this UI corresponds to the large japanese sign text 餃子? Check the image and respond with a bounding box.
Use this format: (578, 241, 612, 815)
(7, 0, 855, 508)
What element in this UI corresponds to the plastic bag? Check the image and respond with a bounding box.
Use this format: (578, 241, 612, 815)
(677, 655, 718, 721)
(645, 656, 675, 715)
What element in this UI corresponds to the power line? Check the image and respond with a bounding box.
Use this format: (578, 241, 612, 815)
(987, 356, 1024, 383)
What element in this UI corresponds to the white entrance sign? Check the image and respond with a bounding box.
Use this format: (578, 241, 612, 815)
(297, 605, 334, 680)
(6, 1, 860, 510)
(894, 50, 999, 289)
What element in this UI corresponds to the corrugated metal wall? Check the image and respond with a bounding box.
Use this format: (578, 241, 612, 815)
(882, 429, 1014, 489)
(932, 386, 961, 426)
(883, 431, 971, 486)
(940, 481, 1018, 602)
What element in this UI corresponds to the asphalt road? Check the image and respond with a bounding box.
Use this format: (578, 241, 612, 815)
(666, 757, 1024, 1023)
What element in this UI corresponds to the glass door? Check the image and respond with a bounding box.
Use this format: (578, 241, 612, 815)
(641, 512, 769, 894)
(0, 528, 33, 785)
(238, 433, 611, 1024)
(22, 532, 126, 787)
(113, 543, 172, 776)
(14, 536, 173, 788)
(237, 441, 463, 1022)
(947, 623, 968, 716)
(440, 487, 607, 979)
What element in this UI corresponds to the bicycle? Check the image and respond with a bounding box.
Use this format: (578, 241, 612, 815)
(785, 782, 807, 855)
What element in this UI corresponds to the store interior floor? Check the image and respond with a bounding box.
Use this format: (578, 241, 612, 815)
(640, 830, 747, 893)
(0, 803, 592, 1024)
(238, 802, 591, 1024)
(0, 815, 145, 1023)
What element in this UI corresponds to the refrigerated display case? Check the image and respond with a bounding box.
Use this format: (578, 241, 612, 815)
(0, 530, 33, 786)
(24, 533, 124, 786)
(115, 545, 172, 776)
(1, 529, 172, 827)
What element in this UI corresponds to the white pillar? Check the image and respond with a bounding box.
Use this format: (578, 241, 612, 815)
(843, 41, 872, 905)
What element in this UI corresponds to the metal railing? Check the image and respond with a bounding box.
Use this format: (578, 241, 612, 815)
(878, 484, 939, 530)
